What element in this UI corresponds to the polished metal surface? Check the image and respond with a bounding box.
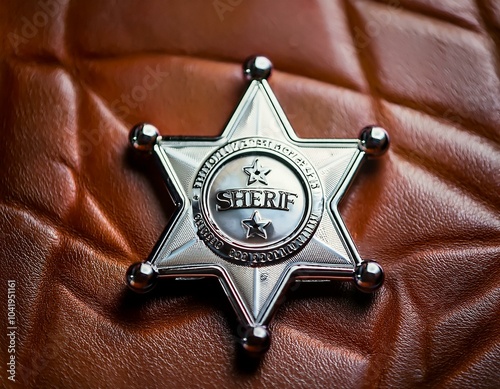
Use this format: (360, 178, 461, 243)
(126, 262, 157, 293)
(125, 55, 390, 354)
(358, 125, 390, 156)
(354, 260, 385, 292)
(241, 325, 271, 355)
(243, 55, 273, 81)
(129, 123, 161, 153)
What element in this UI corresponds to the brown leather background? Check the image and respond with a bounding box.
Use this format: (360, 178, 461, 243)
(1, 0, 500, 388)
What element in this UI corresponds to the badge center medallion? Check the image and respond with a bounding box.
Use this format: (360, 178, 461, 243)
(192, 137, 323, 265)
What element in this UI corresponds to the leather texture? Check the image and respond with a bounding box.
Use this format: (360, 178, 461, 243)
(1, 0, 499, 388)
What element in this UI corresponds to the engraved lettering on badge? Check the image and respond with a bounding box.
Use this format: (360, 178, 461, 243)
(215, 189, 298, 212)
(192, 137, 323, 265)
(215, 156, 300, 241)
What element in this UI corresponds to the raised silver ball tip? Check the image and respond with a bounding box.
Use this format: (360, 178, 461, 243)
(240, 325, 270, 355)
(126, 262, 158, 293)
(359, 126, 390, 156)
(243, 56, 273, 81)
(354, 260, 384, 293)
(129, 123, 160, 153)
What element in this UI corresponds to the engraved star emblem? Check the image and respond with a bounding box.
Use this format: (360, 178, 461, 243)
(242, 210, 271, 239)
(243, 158, 271, 185)
(125, 56, 389, 355)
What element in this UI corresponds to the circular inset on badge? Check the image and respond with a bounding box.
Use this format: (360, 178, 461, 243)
(192, 137, 323, 265)
(206, 153, 307, 247)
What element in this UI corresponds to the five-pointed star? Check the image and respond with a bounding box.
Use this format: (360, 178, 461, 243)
(243, 158, 271, 185)
(241, 210, 271, 239)
(136, 77, 372, 329)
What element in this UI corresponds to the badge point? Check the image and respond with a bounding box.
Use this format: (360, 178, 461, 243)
(126, 261, 158, 293)
(129, 123, 161, 154)
(354, 260, 385, 293)
(243, 55, 273, 81)
(358, 125, 390, 156)
(240, 325, 271, 355)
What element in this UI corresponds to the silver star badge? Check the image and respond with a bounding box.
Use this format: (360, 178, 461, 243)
(125, 56, 390, 355)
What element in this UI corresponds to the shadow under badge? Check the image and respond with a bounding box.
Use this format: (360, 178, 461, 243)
(124, 55, 390, 356)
